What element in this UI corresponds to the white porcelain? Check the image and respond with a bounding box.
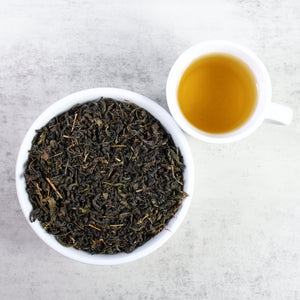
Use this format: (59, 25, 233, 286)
(166, 40, 293, 143)
(15, 88, 194, 265)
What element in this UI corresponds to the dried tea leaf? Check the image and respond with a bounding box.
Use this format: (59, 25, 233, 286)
(24, 98, 187, 254)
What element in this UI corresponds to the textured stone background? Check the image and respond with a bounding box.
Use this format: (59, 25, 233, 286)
(1, 0, 300, 299)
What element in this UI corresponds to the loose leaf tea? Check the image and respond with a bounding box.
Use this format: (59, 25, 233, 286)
(24, 98, 187, 254)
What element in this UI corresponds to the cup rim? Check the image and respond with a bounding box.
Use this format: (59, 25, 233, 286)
(15, 87, 194, 265)
(166, 40, 272, 143)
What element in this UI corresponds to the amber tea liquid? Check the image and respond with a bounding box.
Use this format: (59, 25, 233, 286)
(177, 53, 258, 134)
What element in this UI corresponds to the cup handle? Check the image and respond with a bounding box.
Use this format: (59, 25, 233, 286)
(265, 103, 293, 125)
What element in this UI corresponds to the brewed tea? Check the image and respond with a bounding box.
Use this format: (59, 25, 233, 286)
(178, 53, 258, 134)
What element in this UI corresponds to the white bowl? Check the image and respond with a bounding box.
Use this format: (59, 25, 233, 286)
(15, 88, 194, 265)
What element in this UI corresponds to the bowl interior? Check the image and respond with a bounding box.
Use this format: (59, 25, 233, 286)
(16, 88, 194, 265)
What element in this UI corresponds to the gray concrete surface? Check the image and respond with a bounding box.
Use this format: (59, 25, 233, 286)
(1, 0, 300, 299)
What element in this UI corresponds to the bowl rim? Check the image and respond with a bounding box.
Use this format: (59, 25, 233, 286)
(15, 87, 194, 265)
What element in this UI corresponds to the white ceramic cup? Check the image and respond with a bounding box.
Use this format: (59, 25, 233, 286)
(166, 40, 293, 143)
